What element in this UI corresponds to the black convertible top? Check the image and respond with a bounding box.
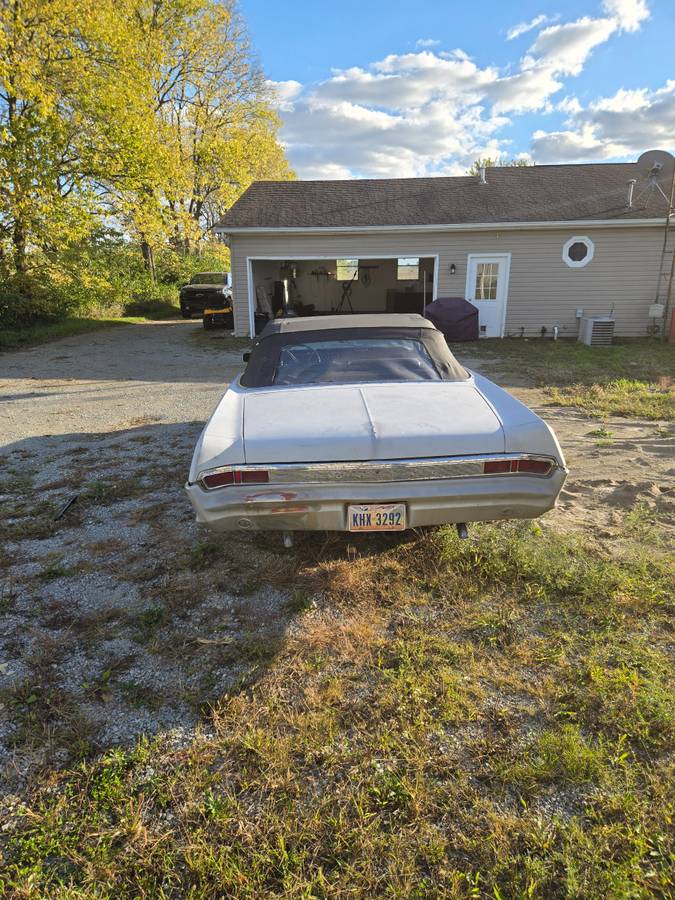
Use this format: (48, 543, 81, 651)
(259, 313, 435, 335)
(241, 315, 469, 387)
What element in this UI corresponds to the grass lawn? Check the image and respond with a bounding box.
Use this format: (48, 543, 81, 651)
(452, 337, 675, 420)
(2, 520, 673, 897)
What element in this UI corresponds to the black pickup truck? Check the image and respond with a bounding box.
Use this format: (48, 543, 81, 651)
(179, 272, 232, 318)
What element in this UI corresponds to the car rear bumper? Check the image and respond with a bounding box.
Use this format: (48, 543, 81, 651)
(180, 298, 208, 311)
(185, 468, 567, 532)
(180, 296, 229, 313)
(203, 309, 234, 328)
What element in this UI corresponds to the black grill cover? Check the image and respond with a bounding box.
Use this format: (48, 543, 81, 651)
(425, 297, 479, 341)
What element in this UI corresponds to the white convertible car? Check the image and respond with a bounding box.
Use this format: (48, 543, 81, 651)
(186, 315, 567, 542)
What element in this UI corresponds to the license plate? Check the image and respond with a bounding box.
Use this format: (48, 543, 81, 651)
(347, 503, 406, 532)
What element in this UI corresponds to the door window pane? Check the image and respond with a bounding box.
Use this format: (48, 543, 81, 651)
(475, 262, 498, 300)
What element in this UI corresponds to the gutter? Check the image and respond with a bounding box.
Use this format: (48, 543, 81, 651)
(214, 218, 665, 237)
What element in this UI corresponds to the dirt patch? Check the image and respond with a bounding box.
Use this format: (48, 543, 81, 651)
(454, 351, 675, 545)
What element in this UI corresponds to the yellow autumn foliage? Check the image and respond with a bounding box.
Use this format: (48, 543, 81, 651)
(0, 0, 292, 323)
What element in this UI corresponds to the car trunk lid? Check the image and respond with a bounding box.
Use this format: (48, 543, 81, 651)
(242, 382, 504, 464)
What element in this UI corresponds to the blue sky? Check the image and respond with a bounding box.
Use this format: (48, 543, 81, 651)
(238, 0, 675, 178)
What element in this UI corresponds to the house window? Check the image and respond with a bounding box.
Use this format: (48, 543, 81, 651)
(336, 258, 358, 281)
(475, 262, 498, 299)
(397, 257, 419, 280)
(562, 236, 594, 268)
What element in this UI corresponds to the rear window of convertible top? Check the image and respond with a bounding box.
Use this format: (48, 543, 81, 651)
(270, 338, 442, 386)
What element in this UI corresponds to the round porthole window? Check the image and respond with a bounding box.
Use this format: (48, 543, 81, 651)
(563, 235, 594, 268)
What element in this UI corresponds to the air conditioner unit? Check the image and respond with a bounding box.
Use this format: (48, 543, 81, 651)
(578, 315, 615, 346)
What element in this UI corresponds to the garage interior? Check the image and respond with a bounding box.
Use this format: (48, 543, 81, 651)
(251, 257, 436, 321)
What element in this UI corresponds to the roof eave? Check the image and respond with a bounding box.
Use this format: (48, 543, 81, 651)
(214, 217, 664, 235)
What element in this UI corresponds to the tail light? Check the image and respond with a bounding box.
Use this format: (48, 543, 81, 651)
(516, 459, 552, 475)
(202, 470, 235, 489)
(239, 470, 270, 484)
(483, 460, 514, 474)
(201, 469, 270, 490)
(483, 458, 552, 476)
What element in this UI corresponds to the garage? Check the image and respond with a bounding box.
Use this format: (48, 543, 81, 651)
(248, 256, 438, 333)
(216, 154, 675, 338)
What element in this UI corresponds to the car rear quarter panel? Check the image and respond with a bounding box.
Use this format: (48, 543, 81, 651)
(189, 383, 246, 481)
(472, 373, 565, 463)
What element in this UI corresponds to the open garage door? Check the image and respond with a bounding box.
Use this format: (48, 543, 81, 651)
(248, 256, 437, 334)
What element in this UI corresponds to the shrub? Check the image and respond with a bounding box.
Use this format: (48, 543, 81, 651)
(0, 234, 229, 327)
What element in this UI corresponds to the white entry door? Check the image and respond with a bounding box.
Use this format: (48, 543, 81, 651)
(465, 254, 511, 337)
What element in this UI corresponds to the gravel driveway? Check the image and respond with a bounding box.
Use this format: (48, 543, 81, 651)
(2, 319, 244, 441)
(0, 322, 296, 794)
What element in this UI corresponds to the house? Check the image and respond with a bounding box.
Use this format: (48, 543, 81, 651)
(215, 150, 674, 339)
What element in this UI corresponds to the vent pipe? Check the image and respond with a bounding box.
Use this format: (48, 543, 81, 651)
(479, 165, 487, 185)
(626, 178, 637, 207)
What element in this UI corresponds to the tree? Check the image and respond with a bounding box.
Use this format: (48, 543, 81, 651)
(467, 157, 533, 176)
(0, 0, 292, 315)
(0, 0, 162, 275)
(0, 0, 101, 275)
(135, 0, 292, 257)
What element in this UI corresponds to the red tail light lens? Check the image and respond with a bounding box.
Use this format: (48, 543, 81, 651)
(202, 470, 235, 489)
(239, 470, 269, 484)
(483, 460, 514, 474)
(483, 458, 552, 475)
(516, 459, 552, 475)
(200, 469, 270, 489)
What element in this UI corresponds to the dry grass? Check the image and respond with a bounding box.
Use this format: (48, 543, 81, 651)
(2, 520, 673, 897)
(454, 337, 675, 420)
(2, 336, 673, 896)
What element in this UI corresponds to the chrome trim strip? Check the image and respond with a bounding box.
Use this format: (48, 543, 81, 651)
(196, 454, 561, 491)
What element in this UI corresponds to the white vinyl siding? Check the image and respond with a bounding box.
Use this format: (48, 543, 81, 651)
(229, 225, 671, 338)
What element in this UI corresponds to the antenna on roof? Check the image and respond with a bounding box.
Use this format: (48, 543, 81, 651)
(632, 150, 675, 207)
(632, 151, 675, 339)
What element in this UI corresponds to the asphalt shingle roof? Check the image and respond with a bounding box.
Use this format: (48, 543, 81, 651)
(216, 159, 674, 230)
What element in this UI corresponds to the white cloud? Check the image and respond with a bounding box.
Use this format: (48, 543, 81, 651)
(601, 0, 649, 31)
(266, 79, 303, 111)
(300, 162, 352, 180)
(531, 80, 675, 161)
(315, 52, 497, 111)
(526, 17, 617, 76)
(557, 95, 583, 114)
(416, 38, 440, 48)
(487, 67, 563, 114)
(531, 125, 623, 161)
(273, 1, 656, 178)
(506, 14, 552, 40)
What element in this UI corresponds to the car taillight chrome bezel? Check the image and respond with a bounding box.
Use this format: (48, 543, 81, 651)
(195, 454, 558, 491)
(200, 469, 270, 490)
(483, 458, 552, 475)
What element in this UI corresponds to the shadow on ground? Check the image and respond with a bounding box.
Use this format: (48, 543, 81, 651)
(0, 417, 426, 796)
(0, 421, 291, 794)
